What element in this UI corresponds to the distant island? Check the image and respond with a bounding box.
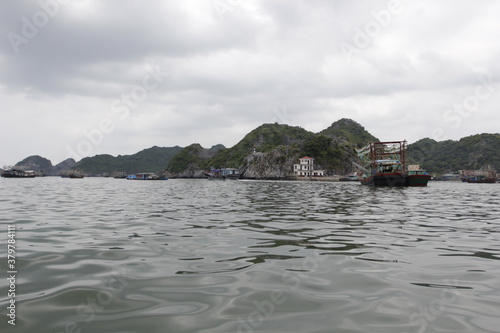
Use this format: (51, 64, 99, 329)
(10, 118, 500, 179)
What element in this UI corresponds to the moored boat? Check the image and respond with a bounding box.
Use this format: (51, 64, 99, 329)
(460, 167, 497, 183)
(405, 165, 431, 187)
(405, 170, 431, 186)
(113, 172, 127, 179)
(1, 167, 36, 178)
(359, 160, 406, 186)
(205, 168, 240, 180)
(221, 168, 240, 180)
(356, 141, 408, 187)
(339, 174, 358, 181)
(205, 169, 225, 180)
(60, 169, 85, 178)
(126, 173, 167, 180)
(69, 173, 84, 179)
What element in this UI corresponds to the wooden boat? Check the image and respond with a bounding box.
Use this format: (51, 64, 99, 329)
(463, 177, 496, 183)
(359, 161, 406, 186)
(339, 174, 358, 181)
(69, 174, 84, 179)
(60, 169, 85, 178)
(405, 170, 431, 186)
(126, 173, 167, 180)
(113, 172, 127, 179)
(356, 141, 432, 187)
(405, 165, 431, 187)
(1, 168, 36, 178)
(205, 168, 240, 180)
(356, 141, 408, 187)
(205, 170, 225, 180)
(460, 167, 497, 183)
(221, 168, 240, 180)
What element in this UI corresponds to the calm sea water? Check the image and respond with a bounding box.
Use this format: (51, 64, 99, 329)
(1, 177, 499, 333)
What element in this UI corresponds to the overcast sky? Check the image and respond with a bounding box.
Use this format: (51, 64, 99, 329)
(1, 0, 499, 166)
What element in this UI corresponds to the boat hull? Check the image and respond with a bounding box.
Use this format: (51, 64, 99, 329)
(224, 174, 241, 180)
(1, 170, 36, 178)
(360, 173, 406, 187)
(405, 174, 431, 187)
(1, 174, 36, 178)
(463, 178, 496, 184)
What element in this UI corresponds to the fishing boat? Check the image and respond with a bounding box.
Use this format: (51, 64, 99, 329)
(339, 173, 358, 181)
(1, 167, 36, 178)
(113, 172, 127, 179)
(205, 169, 225, 180)
(459, 167, 497, 183)
(205, 168, 240, 180)
(221, 168, 240, 180)
(60, 169, 85, 178)
(126, 173, 168, 180)
(405, 165, 431, 187)
(356, 141, 408, 187)
(69, 173, 84, 179)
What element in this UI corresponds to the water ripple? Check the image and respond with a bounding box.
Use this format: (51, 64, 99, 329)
(1, 178, 499, 332)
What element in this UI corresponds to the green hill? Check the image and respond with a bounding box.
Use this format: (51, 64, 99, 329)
(166, 144, 224, 174)
(15, 155, 53, 174)
(166, 123, 315, 175)
(408, 133, 500, 173)
(166, 120, 375, 177)
(208, 120, 376, 172)
(320, 118, 379, 148)
(300, 134, 357, 172)
(74, 146, 183, 175)
(209, 123, 314, 168)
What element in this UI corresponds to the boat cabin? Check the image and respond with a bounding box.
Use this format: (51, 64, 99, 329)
(373, 160, 403, 174)
(127, 173, 158, 180)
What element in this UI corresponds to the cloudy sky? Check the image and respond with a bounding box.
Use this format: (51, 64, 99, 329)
(1, 0, 499, 166)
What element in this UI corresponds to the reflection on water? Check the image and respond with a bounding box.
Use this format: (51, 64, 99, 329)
(0, 178, 499, 332)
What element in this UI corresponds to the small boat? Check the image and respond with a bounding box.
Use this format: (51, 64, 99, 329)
(460, 167, 497, 183)
(113, 172, 127, 179)
(205, 168, 240, 180)
(1, 168, 36, 178)
(339, 174, 358, 181)
(60, 169, 85, 178)
(436, 173, 461, 181)
(205, 170, 225, 180)
(221, 168, 240, 180)
(69, 173, 84, 179)
(406, 165, 431, 187)
(126, 173, 167, 180)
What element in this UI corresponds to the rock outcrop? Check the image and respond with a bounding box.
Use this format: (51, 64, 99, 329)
(15, 155, 54, 175)
(165, 144, 225, 178)
(240, 147, 300, 179)
(53, 158, 76, 175)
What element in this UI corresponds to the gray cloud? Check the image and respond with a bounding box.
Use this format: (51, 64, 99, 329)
(1, 0, 499, 166)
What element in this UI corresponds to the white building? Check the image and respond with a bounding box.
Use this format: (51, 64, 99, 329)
(293, 156, 324, 177)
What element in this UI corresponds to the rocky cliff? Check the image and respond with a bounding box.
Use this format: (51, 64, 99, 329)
(240, 147, 300, 179)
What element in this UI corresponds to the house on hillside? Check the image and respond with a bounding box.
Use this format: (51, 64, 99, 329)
(293, 156, 324, 177)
